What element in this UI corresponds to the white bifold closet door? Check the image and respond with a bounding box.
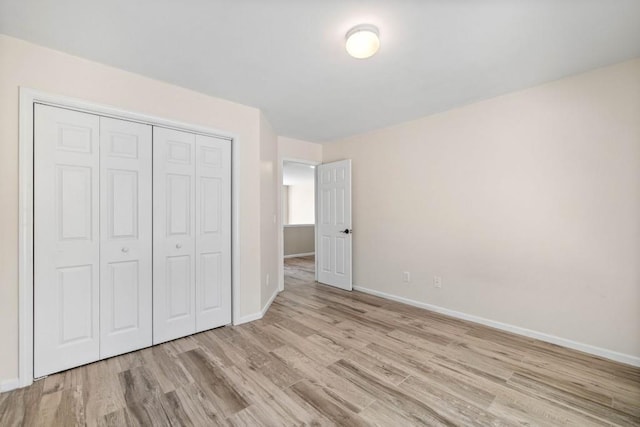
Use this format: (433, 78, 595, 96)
(34, 104, 101, 377)
(34, 104, 230, 376)
(34, 104, 153, 377)
(99, 117, 153, 358)
(153, 127, 231, 344)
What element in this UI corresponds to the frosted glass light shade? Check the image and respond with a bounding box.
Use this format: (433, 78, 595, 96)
(345, 25, 380, 59)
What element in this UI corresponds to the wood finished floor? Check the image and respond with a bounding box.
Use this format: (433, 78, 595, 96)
(1, 256, 639, 426)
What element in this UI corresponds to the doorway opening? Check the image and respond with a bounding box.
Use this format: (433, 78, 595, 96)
(281, 160, 317, 289)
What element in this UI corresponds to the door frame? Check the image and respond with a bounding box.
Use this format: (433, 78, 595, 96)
(277, 157, 321, 291)
(18, 87, 241, 387)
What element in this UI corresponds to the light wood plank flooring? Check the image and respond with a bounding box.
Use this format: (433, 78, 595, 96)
(1, 255, 638, 426)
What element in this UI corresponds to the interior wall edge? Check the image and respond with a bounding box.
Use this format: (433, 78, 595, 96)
(261, 285, 279, 318)
(259, 112, 279, 310)
(234, 284, 277, 327)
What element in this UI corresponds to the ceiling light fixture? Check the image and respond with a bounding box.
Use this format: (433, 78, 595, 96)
(345, 24, 380, 59)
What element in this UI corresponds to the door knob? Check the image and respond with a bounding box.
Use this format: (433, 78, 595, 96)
(121, 247, 129, 253)
(176, 243, 182, 249)
(340, 229, 352, 234)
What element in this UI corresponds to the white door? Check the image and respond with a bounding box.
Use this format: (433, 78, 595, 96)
(153, 127, 197, 344)
(99, 117, 153, 358)
(195, 134, 232, 331)
(316, 160, 352, 290)
(34, 104, 101, 377)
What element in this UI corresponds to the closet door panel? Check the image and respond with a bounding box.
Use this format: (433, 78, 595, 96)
(195, 135, 232, 331)
(34, 104, 100, 377)
(153, 127, 197, 344)
(100, 117, 153, 358)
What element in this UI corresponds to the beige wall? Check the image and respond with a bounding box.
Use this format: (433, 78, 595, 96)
(0, 35, 264, 382)
(284, 225, 315, 256)
(278, 136, 323, 163)
(324, 59, 640, 359)
(260, 113, 279, 309)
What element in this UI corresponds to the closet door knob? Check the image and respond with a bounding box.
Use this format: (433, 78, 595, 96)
(121, 247, 129, 253)
(176, 243, 182, 249)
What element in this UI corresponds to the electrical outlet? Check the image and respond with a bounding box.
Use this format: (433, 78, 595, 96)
(402, 271, 411, 283)
(434, 276, 442, 288)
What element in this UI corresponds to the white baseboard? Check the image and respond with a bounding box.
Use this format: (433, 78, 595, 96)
(353, 285, 640, 367)
(1, 378, 20, 393)
(234, 312, 262, 326)
(234, 287, 280, 326)
(261, 287, 279, 316)
(284, 252, 315, 259)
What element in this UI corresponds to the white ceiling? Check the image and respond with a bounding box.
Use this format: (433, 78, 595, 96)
(283, 162, 315, 186)
(1, 1, 639, 142)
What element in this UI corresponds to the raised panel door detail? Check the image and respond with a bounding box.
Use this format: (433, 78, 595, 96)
(167, 174, 191, 236)
(200, 252, 221, 311)
(321, 236, 331, 272)
(200, 177, 221, 234)
(321, 189, 332, 225)
(57, 265, 94, 345)
(57, 124, 93, 153)
(108, 261, 139, 333)
(335, 188, 345, 225)
(108, 169, 138, 239)
(108, 133, 139, 159)
(167, 141, 191, 164)
(167, 255, 191, 319)
(335, 237, 346, 275)
(201, 146, 222, 168)
(57, 165, 93, 241)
